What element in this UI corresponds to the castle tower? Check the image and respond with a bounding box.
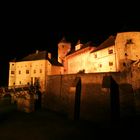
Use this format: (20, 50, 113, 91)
(58, 37, 71, 64)
(115, 32, 140, 71)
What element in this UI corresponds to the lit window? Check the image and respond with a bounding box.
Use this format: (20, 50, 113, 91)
(108, 49, 113, 54)
(26, 70, 29, 74)
(109, 62, 113, 66)
(11, 71, 15, 74)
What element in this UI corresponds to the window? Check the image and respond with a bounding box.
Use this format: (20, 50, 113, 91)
(40, 69, 42, 73)
(126, 39, 133, 44)
(99, 64, 102, 68)
(34, 70, 36, 74)
(12, 64, 14, 66)
(108, 49, 113, 54)
(94, 53, 97, 58)
(11, 71, 15, 74)
(26, 70, 29, 74)
(109, 62, 113, 66)
(19, 70, 21, 74)
(125, 53, 128, 56)
(123, 62, 126, 67)
(19, 81, 21, 84)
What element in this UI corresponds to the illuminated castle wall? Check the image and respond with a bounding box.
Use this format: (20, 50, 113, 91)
(8, 32, 140, 92)
(8, 51, 62, 92)
(115, 32, 140, 71)
(64, 41, 96, 74)
(61, 32, 140, 74)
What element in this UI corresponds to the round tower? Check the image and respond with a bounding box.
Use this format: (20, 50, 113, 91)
(58, 37, 71, 64)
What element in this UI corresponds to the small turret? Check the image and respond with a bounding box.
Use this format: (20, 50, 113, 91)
(58, 36, 71, 64)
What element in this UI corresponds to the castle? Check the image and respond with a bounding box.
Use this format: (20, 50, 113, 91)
(8, 32, 140, 92)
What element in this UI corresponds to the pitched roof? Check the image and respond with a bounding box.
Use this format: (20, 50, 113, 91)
(18, 51, 48, 61)
(49, 58, 63, 66)
(91, 35, 116, 53)
(67, 41, 96, 56)
(15, 50, 62, 66)
(59, 37, 70, 43)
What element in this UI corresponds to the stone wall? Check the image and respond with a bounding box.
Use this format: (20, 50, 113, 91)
(42, 69, 140, 123)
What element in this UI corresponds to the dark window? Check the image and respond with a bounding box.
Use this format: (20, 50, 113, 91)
(125, 53, 128, 56)
(34, 70, 36, 73)
(26, 70, 29, 74)
(94, 54, 97, 58)
(109, 62, 113, 66)
(126, 39, 133, 44)
(11, 71, 14, 74)
(19, 81, 21, 84)
(99, 64, 102, 68)
(19, 70, 21, 74)
(108, 49, 113, 54)
(40, 69, 42, 73)
(123, 62, 126, 67)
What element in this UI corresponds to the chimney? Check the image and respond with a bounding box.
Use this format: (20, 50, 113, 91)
(48, 53, 51, 59)
(75, 40, 82, 51)
(36, 50, 39, 54)
(75, 44, 82, 51)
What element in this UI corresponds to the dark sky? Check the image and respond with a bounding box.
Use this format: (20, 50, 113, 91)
(0, 2, 140, 86)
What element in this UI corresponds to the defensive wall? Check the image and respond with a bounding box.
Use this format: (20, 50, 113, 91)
(42, 68, 140, 124)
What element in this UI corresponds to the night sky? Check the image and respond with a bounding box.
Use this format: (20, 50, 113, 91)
(0, 2, 140, 86)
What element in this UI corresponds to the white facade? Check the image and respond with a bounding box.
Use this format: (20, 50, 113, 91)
(65, 47, 95, 74)
(89, 45, 118, 72)
(8, 51, 62, 92)
(63, 32, 140, 74)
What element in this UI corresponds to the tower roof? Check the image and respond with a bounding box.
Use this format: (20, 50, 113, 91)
(59, 36, 69, 43)
(76, 39, 81, 45)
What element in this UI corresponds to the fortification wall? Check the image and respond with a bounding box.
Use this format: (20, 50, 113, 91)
(42, 69, 140, 123)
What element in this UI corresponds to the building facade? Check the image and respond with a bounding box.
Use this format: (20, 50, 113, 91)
(62, 32, 140, 74)
(8, 50, 62, 92)
(8, 32, 140, 91)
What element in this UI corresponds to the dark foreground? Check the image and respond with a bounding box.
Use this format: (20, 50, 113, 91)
(0, 105, 140, 140)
